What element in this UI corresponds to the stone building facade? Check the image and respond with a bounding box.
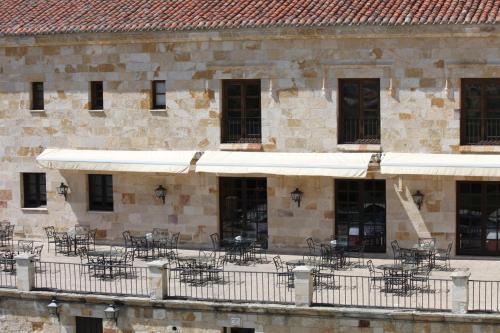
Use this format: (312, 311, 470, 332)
(0, 23, 499, 255)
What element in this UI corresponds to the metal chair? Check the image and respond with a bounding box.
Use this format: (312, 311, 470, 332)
(367, 260, 384, 287)
(306, 237, 319, 257)
(43, 226, 56, 252)
(168, 232, 180, 254)
(18, 240, 34, 253)
(391, 240, 402, 264)
(273, 255, 294, 288)
(434, 242, 453, 270)
(54, 232, 71, 255)
(210, 233, 220, 251)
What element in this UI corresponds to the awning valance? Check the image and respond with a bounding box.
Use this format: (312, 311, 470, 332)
(36, 149, 196, 173)
(381, 152, 500, 177)
(195, 151, 373, 178)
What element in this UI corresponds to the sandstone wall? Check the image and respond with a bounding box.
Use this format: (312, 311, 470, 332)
(0, 27, 498, 252)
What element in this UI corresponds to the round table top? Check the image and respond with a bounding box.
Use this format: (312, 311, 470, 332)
(377, 263, 418, 271)
(178, 255, 214, 263)
(87, 250, 123, 257)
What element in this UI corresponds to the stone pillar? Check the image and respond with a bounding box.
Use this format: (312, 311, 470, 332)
(450, 270, 471, 314)
(14, 254, 35, 291)
(147, 260, 170, 300)
(293, 266, 313, 307)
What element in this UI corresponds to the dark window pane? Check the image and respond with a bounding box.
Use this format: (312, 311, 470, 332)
(152, 80, 166, 109)
(31, 82, 44, 110)
(23, 173, 46, 208)
(222, 80, 261, 143)
(462, 79, 500, 145)
(76, 317, 103, 333)
(339, 79, 380, 144)
(89, 174, 113, 211)
(90, 81, 103, 110)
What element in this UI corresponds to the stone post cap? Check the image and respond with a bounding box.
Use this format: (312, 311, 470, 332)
(292, 265, 314, 273)
(14, 253, 35, 260)
(147, 259, 170, 269)
(450, 269, 471, 279)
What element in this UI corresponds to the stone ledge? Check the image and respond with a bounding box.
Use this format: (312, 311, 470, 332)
(1, 289, 499, 324)
(219, 143, 262, 151)
(337, 144, 382, 152)
(21, 207, 48, 213)
(459, 145, 500, 153)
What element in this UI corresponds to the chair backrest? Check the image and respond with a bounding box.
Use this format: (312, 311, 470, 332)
(124, 250, 134, 263)
(123, 231, 131, 244)
(390, 240, 400, 256)
(320, 244, 331, 258)
(446, 242, 453, 255)
(199, 249, 215, 259)
(32, 245, 43, 259)
(273, 255, 283, 272)
(171, 232, 180, 245)
(75, 225, 90, 234)
(367, 259, 375, 274)
(18, 240, 34, 252)
(76, 246, 88, 261)
(418, 237, 436, 248)
(44, 226, 55, 238)
(306, 237, 316, 250)
(210, 233, 220, 250)
(7, 225, 14, 236)
(111, 246, 125, 255)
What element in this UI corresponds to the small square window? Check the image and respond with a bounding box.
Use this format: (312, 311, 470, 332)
(88, 174, 113, 211)
(22, 173, 46, 208)
(152, 80, 166, 109)
(31, 82, 44, 110)
(90, 81, 103, 110)
(76, 316, 103, 333)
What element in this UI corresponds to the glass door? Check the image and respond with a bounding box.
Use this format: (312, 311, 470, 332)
(219, 177, 267, 243)
(458, 181, 500, 255)
(335, 180, 386, 252)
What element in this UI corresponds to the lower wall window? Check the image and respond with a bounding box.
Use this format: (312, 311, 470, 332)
(76, 317, 103, 333)
(88, 174, 113, 211)
(224, 328, 255, 333)
(22, 173, 46, 208)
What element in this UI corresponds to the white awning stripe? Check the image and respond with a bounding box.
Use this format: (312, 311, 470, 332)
(196, 151, 372, 178)
(381, 152, 500, 177)
(36, 149, 196, 173)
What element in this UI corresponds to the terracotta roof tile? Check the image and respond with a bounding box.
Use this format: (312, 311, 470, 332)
(0, 0, 498, 36)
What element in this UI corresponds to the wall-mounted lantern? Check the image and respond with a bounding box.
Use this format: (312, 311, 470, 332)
(290, 188, 304, 207)
(47, 299, 60, 319)
(104, 304, 119, 324)
(56, 182, 69, 201)
(412, 190, 424, 210)
(154, 185, 167, 204)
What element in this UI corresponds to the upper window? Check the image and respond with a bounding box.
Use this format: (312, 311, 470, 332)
(22, 173, 46, 208)
(88, 174, 113, 211)
(31, 82, 44, 110)
(89, 81, 103, 110)
(222, 80, 261, 144)
(338, 79, 380, 144)
(461, 78, 500, 145)
(152, 80, 166, 109)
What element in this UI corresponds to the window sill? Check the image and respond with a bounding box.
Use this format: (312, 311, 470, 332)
(337, 144, 382, 152)
(29, 109, 45, 113)
(88, 109, 105, 113)
(87, 210, 114, 214)
(459, 145, 500, 153)
(220, 143, 263, 151)
(149, 108, 168, 113)
(21, 207, 48, 213)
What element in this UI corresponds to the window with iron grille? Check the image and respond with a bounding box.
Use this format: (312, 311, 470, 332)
(22, 173, 46, 208)
(89, 81, 103, 110)
(152, 80, 166, 109)
(461, 78, 500, 145)
(335, 179, 386, 253)
(31, 82, 44, 110)
(88, 174, 113, 211)
(338, 79, 380, 144)
(222, 80, 261, 143)
(76, 317, 103, 333)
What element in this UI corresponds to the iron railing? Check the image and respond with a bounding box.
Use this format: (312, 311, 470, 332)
(463, 118, 500, 145)
(167, 269, 294, 304)
(34, 261, 149, 297)
(0, 259, 16, 288)
(313, 275, 451, 311)
(469, 280, 500, 313)
(340, 118, 380, 144)
(222, 118, 261, 144)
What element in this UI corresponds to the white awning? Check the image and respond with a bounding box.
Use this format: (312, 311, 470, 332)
(195, 151, 372, 178)
(381, 152, 500, 177)
(36, 149, 196, 173)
